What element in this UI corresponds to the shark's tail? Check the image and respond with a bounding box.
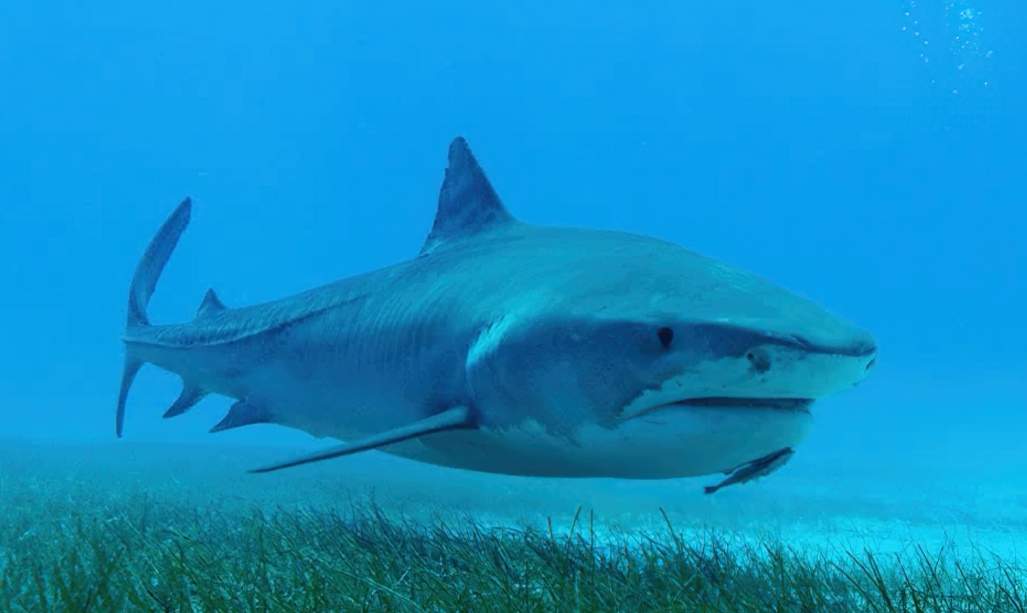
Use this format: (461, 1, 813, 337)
(116, 198, 192, 437)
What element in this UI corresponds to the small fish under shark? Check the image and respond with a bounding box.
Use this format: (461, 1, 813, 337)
(703, 447, 795, 495)
(117, 137, 876, 493)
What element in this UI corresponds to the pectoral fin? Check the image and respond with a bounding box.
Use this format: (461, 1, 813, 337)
(249, 406, 476, 474)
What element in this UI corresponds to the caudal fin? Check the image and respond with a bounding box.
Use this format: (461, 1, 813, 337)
(116, 198, 193, 437)
(126, 199, 192, 328)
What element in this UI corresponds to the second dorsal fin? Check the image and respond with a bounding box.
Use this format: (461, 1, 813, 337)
(421, 137, 515, 255)
(195, 289, 226, 320)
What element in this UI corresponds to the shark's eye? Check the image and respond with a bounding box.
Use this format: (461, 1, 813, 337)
(657, 326, 674, 349)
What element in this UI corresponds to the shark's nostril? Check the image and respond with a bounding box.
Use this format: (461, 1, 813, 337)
(865, 358, 876, 371)
(746, 350, 771, 374)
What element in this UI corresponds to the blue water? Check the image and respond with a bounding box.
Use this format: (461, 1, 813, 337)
(2, 0, 1025, 558)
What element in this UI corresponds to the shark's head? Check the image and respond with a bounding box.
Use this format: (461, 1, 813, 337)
(464, 233, 876, 477)
(463, 228, 875, 476)
(441, 138, 875, 478)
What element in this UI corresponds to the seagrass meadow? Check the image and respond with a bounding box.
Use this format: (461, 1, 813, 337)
(2, 440, 1025, 612)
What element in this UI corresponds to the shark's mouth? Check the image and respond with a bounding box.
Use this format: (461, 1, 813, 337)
(672, 397, 813, 412)
(637, 397, 814, 418)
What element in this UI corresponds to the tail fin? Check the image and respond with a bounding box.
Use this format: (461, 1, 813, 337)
(116, 198, 193, 437)
(126, 198, 192, 327)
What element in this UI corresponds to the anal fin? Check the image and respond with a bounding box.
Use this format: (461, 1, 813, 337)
(249, 405, 475, 474)
(210, 400, 271, 433)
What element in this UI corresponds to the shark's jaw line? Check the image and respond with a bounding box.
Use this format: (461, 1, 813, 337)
(636, 396, 814, 419)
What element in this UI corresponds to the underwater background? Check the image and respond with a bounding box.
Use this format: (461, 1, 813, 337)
(2, 1, 1026, 610)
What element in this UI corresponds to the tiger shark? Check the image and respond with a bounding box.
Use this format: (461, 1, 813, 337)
(117, 137, 876, 489)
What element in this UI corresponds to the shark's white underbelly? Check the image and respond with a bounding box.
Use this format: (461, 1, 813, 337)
(379, 405, 812, 479)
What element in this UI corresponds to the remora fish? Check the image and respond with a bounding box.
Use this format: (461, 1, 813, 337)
(703, 447, 795, 495)
(117, 137, 876, 488)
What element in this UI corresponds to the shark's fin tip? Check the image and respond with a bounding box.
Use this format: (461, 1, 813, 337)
(448, 135, 469, 153)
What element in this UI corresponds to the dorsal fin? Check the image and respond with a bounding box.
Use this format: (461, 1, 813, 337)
(195, 288, 226, 320)
(421, 137, 515, 255)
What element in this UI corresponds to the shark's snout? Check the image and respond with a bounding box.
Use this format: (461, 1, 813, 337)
(727, 323, 877, 397)
(606, 322, 874, 478)
(779, 330, 877, 359)
(673, 320, 874, 373)
(740, 326, 877, 388)
(621, 320, 876, 423)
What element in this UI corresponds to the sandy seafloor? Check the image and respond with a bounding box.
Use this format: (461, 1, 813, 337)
(3, 436, 1024, 566)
